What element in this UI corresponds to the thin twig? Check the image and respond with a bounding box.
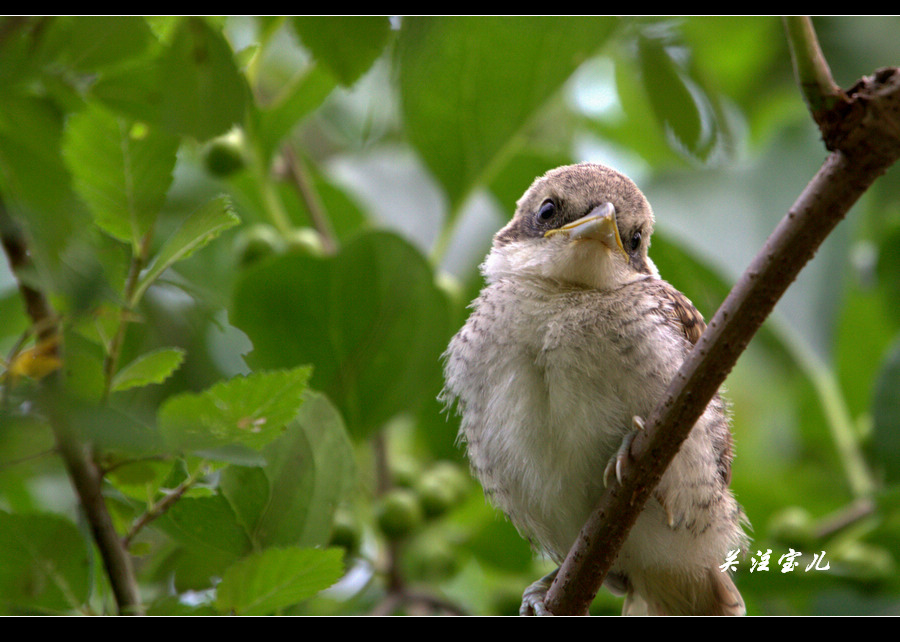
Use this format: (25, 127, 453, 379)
(123, 475, 197, 549)
(0, 197, 144, 615)
(814, 498, 877, 540)
(101, 231, 152, 403)
(280, 145, 338, 254)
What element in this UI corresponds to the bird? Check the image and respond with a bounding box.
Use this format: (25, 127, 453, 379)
(441, 163, 748, 616)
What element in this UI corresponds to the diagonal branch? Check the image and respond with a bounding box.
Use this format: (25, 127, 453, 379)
(543, 20, 900, 616)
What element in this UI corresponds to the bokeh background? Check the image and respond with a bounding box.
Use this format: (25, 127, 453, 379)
(1, 16, 899, 615)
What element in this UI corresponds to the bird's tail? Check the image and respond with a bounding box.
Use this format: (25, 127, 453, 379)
(622, 566, 745, 616)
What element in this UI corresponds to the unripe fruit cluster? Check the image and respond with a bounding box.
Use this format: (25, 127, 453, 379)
(233, 223, 325, 267)
(374, 461, 469, 541)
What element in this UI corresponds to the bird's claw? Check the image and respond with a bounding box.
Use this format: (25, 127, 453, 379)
(520, 569, 558, 616)
(603, 416, 645, 487)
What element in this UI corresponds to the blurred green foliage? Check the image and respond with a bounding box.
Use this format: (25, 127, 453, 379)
(0, 16, 899, 615)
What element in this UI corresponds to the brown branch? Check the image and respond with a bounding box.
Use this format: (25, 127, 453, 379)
(48, 407, 144, 615)
(542, 58, 900, 617)
(280, 145, 338, 255)
(814, 498, 876, 540)
(0, 199, 144, 615)
(0, 205, 59, 352)
(122, 474, 195, 550)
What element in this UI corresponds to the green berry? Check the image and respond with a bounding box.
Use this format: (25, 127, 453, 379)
(329, 509, 362, 554)
(233, 223, 283, 267)
(203, 129, 247, 177)
(375, 488, 423, 540)
(417, 473, 458, 519)
(284, 227, 325, 257)
(767, 506, 816, 548)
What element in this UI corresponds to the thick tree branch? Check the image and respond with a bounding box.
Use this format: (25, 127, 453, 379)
(0, 199, 144, 615)
(543, 25, 900, 615)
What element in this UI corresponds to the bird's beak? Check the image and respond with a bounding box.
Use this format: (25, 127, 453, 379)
(544, 203, 626, 255)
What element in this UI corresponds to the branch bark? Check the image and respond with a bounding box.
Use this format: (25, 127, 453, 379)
(0, 199, 144, 616)
(543, 20, 900, 616)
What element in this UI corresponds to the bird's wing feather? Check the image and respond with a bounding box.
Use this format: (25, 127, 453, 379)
(652, 280, 706, 345)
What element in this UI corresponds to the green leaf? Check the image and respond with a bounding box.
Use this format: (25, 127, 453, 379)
(233, 231, 451, 438)
(155, 17, 248, 140)
(399, 16, 616, 209)
(92, 17, 248, 141)
(155, 495, 252, 574)
(41, 16, 155, 72)
(597, 53, 681, 166)
(134, 195, 240, 303)
(63, 102, 178, 250)
(253, 64, 337, 164)
(68, 400, 166, 455)
(0, 512, 91, 612)
(221, 391, 356, 549)
(292, 16, 392, 87)
(215, 547, 344, 615)
(111, 347, 186, 392)
(160, 18, 249, 140)
(636, 30, 717, 160)
(872, 335, 900, 483)
(158, 367, 312, 454)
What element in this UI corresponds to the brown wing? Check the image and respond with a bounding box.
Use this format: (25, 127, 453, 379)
(649, 280, 736, 487)
(652, 281, 706, 345)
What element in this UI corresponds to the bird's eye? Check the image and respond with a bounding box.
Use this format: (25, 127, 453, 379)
(630, 230, 642, 252)
(537, 199, 556, 222)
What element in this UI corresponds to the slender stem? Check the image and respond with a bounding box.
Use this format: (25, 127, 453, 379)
(1, 197, 143, 615)
(814, 498, 876, 540)
(102, 231, 152, 403)
(0, 205, 59, 351)
(281, 145, 338, 254)
(50, 401, 144, 615)
(123, 472, 199, 549)
(247, 131, 293, 234)
(773, 319, 875, 497)
(783, 17, 845, 114)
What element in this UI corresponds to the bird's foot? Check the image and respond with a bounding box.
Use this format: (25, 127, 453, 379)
(603, 416, 645, 487)
(520, 568, 558, 616)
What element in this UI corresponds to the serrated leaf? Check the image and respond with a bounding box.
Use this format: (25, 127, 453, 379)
(233, 231, 451, 438)
(221, 391, 356, 549)
(292, 16, 391, 87)
(399, 16, 616, 209)
(0, 512, 91, 612)
(111, 347, 186, 392)
(215, 547, 343, 615)
(158, 367, 311, 454)
(134, 195, 240, 303)
(63, 102, 178, 250)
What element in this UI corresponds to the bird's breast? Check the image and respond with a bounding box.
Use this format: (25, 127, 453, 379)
(443, 278, 679, 558)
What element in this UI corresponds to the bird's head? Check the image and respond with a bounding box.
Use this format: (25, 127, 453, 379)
(484, 163, 658, 291)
